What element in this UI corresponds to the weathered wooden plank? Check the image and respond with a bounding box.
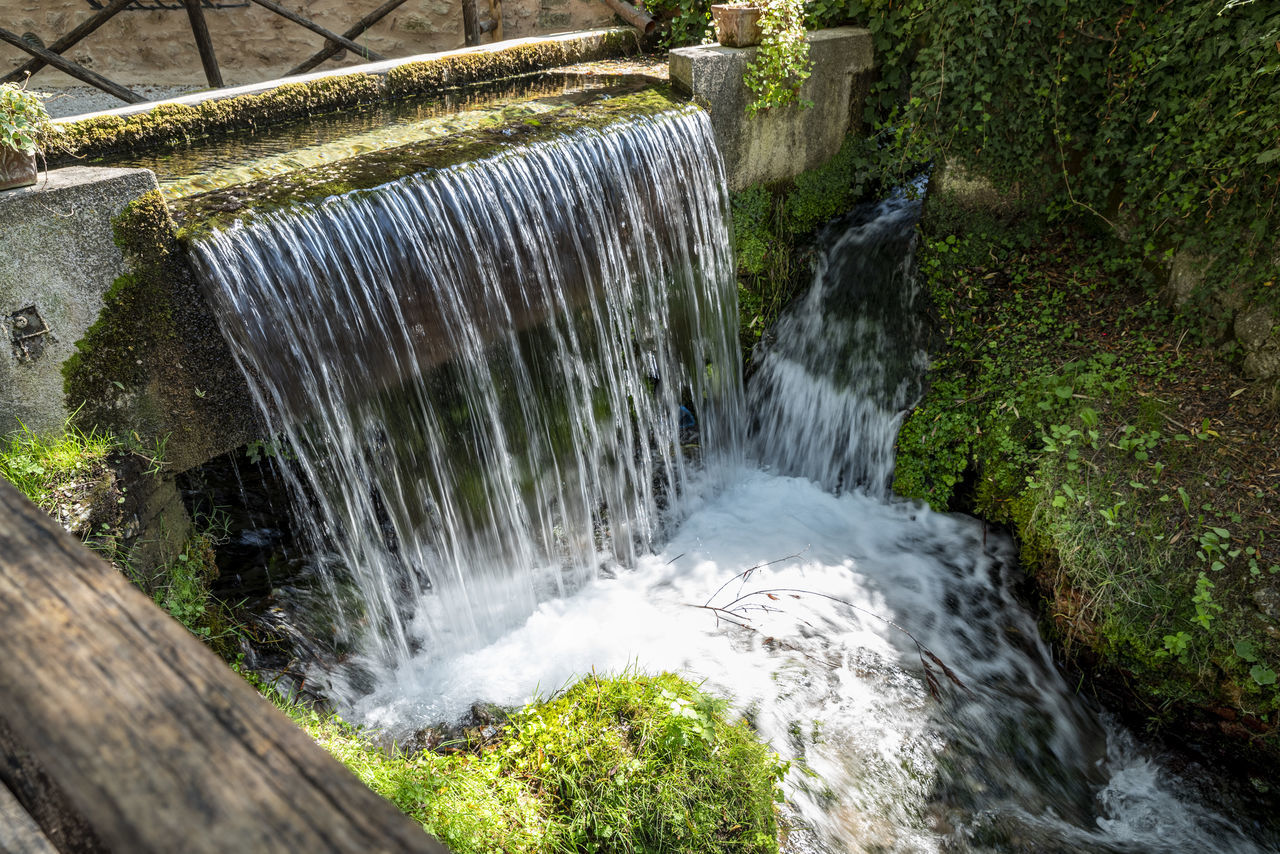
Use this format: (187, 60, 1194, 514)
(287, 0, 410, 75)
(0, 0, 135, 85)
(183, 0, 224, 88)
(247, 0, 387, 62)
(487, 0, 504, 42)
(462, 0, 480, 47)
(0, 780, 57, 854)
(0, 480, 448, 854)
(0, 27, 143, 103)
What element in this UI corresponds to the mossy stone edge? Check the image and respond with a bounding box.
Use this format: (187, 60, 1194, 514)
(52, 31, 641, 163)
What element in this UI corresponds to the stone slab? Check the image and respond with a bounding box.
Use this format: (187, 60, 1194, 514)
(0, 166, 159, 437)
(670, 27, 874, 191)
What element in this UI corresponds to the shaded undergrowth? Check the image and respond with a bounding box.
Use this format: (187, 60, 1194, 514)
(895, 191, 1280, 767)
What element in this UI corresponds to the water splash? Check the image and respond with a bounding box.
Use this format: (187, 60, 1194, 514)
(192, 107, 744, 666)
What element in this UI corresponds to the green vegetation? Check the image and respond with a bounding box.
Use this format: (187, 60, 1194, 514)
(0, 422, 115, 515)
(732, 132, 910, 354)
(0, 422, 242, 654)
(743, 0, 811, 113)
(273, 671, 786, 853)
(896, 190, 1280, 758)
(0, 81, 54, 155)
(807, 0, 1279, 315)
(63, 191, 257, 472)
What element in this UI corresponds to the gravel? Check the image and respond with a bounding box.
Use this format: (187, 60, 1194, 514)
(39, 85, 204, 120)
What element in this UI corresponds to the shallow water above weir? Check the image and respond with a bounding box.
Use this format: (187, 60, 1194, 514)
(100, 71, 655, 198)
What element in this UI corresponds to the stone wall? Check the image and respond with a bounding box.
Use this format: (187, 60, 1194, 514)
(669, 27, 875, 192)
(0, 0, 616, 87)
(0, 166, 158, 437)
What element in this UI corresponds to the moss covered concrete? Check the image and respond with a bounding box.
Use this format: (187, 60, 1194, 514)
(52, 31, 641, 164)
(173, 86, 681, 236)
(62, 191, 259, 472)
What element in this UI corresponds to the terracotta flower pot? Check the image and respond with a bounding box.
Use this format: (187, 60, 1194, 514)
(0, 146, 37, 191)
(711, 4, 764, 48)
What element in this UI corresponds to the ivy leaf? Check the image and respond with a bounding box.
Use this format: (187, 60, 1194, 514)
(1257, 149, 1280, 164)
(1235, 640, 1259, 662)
(1249, 665, 1277, 686)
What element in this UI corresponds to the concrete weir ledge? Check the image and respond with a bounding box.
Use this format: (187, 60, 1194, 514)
(58, 28, 641, 124)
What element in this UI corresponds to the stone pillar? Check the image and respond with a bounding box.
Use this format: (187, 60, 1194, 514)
(670, 26, 875, 191)
(0, 166, 158, 436)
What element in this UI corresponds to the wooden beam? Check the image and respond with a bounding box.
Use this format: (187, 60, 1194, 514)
(287, 0, 410, 76)
(487, 0, 504, 43)
(183, 0, 224, 89)
(247, 0, 387, 63)
(0, 480, 449, 854)
(461, 0, 480, 47)
(0, 27, 143, 103)
(1, 0, 135, 85)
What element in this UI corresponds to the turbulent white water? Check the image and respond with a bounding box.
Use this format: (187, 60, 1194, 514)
(196, 111, 1277, 852)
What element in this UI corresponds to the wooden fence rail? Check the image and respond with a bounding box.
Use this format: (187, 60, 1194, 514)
(0, 479, 448, 854)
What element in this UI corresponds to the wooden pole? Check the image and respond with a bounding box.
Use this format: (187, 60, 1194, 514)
(595, 0, 656, 34)
(0, 481, 450, 854)
(287, 0, 411, 76)
(1, 0, 135, 85)
(183, 0, 224, 89)
(487, 0, 504, 43)
(461, 0, 480, 47)
(247, 0, 387, 63)
(0, 27, 143, 103)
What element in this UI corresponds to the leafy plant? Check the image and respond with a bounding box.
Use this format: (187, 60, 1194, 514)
(0, 81, 53, 155)
(742, 0, 811, 113)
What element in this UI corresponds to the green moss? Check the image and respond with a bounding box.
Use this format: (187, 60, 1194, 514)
(385, 31, 639, 97)
(61, 191, 257, 471)
(731, 133, 912, 356)
(54, 32, 639, 163)
(173, 86, 681, 237)
(277, 671, 785, 853)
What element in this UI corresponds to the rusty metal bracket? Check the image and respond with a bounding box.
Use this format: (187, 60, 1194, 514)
(9, 305, 51, 363)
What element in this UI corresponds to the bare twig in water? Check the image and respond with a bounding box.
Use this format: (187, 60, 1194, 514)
(692, 558, 973, 702)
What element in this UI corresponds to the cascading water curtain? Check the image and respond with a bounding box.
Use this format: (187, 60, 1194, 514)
(191, 107, 744, 668)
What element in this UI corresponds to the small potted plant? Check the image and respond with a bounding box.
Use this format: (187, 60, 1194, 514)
(711, 0, 810, 113)
(0, 82, 53, 192)
(710, 2, 765, 47)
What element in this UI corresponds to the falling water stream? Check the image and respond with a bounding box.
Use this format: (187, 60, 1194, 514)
(193, 108, 1278, 852)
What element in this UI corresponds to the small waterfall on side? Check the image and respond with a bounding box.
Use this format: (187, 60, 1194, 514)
(749, 193, 928, 495)
(191, 107, 743, 667)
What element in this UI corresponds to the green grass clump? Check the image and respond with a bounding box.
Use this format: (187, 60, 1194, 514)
(0, 422, 115, 511)
(281, 672, 786, 854)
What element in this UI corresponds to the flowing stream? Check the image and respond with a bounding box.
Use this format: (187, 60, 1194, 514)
(193, 107, 1278, 852)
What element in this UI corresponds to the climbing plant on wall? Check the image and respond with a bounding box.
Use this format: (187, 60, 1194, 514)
(810, 0, 1280, 304)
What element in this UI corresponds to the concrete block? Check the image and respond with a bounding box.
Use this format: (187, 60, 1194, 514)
(0, 166, 158, 437)
(670, 27, 874, 191)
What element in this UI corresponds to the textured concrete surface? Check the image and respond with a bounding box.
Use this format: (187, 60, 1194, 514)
(0, 166, 158, 437)
(670, 27, 874, 191)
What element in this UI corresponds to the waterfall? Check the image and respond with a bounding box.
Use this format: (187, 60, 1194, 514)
(749, 192, 928, 496)
(191, 107, 744, 666)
